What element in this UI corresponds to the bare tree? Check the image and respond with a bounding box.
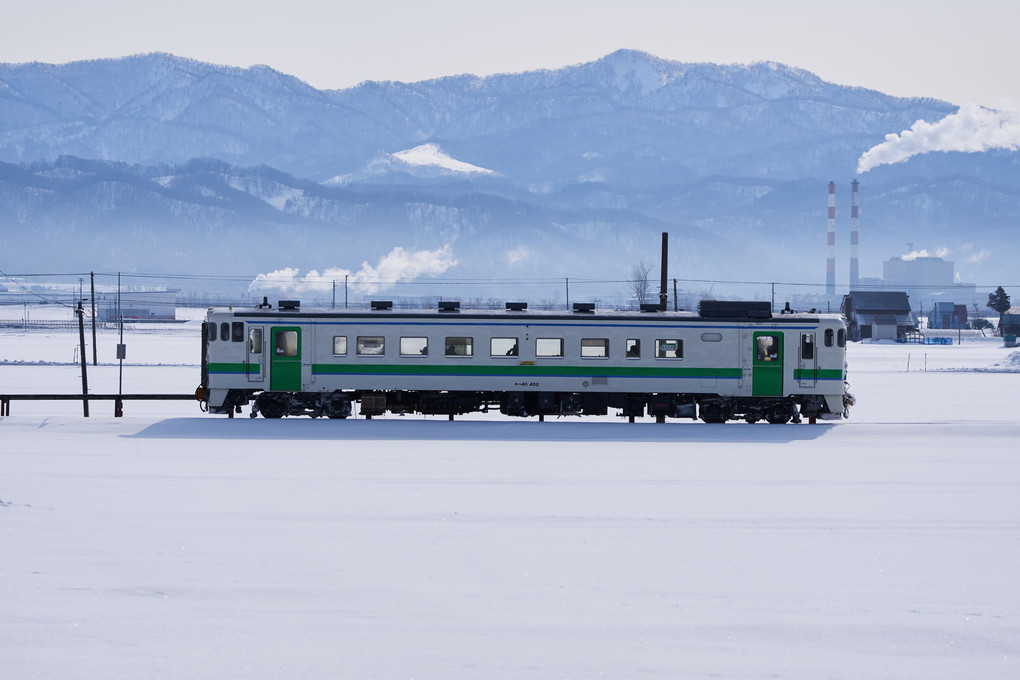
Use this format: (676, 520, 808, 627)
(630, 259, 652, 307)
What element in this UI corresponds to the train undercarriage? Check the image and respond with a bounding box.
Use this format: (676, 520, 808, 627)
(210, 388, 844, 424)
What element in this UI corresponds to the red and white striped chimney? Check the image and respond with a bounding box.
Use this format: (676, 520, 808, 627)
(827, 181, 836, 296)
(850, 179, 860, 290)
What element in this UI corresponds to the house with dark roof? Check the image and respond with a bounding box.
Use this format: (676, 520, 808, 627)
(840, 291, 915, 341)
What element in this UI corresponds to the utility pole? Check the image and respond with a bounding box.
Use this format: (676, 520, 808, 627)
(76, 301, 89, 417)
(117, 273, 124, 414)
(332, 280, 336, 309)
(659, 232, 668, 311)
(90, 271, 97, 366)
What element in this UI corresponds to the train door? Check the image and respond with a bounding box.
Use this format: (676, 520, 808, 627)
(270, 326, 302, 391)
(798, 332, 817, 388)
(752, 331, 783, 397)
(247, 326, 265, 383)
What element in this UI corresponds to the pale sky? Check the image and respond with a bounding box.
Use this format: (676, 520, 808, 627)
(3, 0, 1018, 108)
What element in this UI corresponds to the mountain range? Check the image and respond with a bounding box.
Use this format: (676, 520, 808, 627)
(1, 50, 1016, 296)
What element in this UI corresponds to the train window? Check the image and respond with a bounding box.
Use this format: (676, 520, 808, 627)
(536, 338, 564, 358)
(401, 336, 429, 356)
(581, 338, 609, 358)
(357, 336, 385, 356)
(491, 337, 519, 357)
(220, 322, 229, 341)
(837, 329, 846, 347)
(801, 333, 815, 360)
(249, 328, 263, 354)
(232, 322, 244, 342)
(626, 339, 640, 358)
(824, 329, 834, 347)
(756, 335, 780, 362)
(655, 339, 683, 359)
(445, 337, 473, 357)
(274, 330, 298, 357)
(333, 336, 347, 356)
(207, 323, 217, 342)
(701, 333, 722, 342)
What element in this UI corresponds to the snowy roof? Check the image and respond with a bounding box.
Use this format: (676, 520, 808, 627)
(846, 291, 911, 313)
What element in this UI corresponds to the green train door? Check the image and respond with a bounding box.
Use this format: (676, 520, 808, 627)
(752, 331, 783, 397)
(270, 326, 302, 391)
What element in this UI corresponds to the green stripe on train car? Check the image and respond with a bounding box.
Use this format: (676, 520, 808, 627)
(312, 363, 742, 379)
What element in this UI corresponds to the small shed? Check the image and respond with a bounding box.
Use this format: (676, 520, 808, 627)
(841, 291, 914, 341)
(1002, 306, 1020, 335)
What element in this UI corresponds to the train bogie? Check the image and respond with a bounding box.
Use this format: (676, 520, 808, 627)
(198, 301, 854, 424)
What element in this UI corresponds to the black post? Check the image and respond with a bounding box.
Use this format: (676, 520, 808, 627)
(90, 271, 97, 366)
(673, 278, 678, 312)
(659, 232, 668, 311)
(76, 301, 90, 417)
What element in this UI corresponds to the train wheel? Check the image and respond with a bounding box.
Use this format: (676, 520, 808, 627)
(699, 402, 728, 424)
(765, 403, 792, 424)
(258, 397, 286, 419)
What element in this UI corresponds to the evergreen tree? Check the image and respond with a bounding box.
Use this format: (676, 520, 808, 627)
(987, 286, 1011, 327)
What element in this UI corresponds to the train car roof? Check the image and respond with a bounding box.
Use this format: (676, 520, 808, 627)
(206, 305, 831, 324)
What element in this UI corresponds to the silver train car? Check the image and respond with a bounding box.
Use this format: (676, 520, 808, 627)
(196, 300, 854, 423)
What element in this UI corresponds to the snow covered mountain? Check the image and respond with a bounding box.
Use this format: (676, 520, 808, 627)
(1, 50, 1017, 288)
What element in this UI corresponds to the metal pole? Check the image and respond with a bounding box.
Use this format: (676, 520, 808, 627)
(344, 275, 348, 309)
(332, 280, 336, 309)
(90, 271, 97, 365)
(76, 301, 89, 417)
(673, 278, 678, 311)
(565, 278, 570, 309)
(659, 232, 668, 311)
(118, 274, 123, 398)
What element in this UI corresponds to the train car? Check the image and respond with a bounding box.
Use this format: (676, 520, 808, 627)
(196, 299, 854, 423)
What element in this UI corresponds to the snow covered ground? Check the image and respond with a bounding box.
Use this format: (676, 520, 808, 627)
(2, 316, 1019, 679)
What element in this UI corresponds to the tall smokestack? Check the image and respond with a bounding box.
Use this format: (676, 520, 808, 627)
(827, 181, 836, 297)
(850, 179, 860, 290)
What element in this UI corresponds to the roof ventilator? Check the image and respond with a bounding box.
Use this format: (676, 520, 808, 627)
(698, 300, 772, 320)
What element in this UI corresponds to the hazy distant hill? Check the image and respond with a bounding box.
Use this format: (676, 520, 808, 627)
(1, 50, 1017, 289)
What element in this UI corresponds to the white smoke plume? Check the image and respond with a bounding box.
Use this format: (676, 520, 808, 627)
(249, 245, 457, 297)
(857, 103, 1020, 173)
(899, 247, 949, 261)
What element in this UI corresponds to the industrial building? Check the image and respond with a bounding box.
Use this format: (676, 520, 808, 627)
(97, 290, 178, 322)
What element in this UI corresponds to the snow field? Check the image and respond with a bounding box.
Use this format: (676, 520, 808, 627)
(1, 326, 1018, 678)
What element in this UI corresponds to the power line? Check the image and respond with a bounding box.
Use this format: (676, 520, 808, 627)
(3, 269, 1017, 291)
(0, 268, 76, 308)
